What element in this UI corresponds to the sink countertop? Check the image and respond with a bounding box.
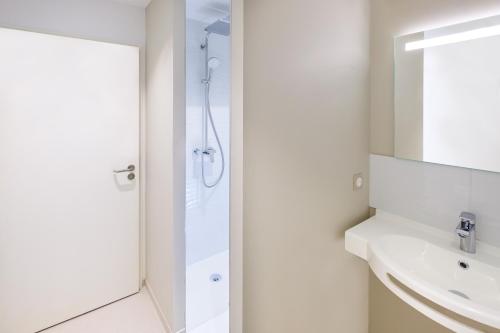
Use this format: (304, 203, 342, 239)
(346, 211, 500, 267)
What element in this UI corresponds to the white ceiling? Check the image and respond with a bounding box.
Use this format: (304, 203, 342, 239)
(109, 0, 230, 22)
(111, 0, 152, 8)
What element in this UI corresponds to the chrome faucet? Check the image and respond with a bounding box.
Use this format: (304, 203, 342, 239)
(456, 212, 476, 254)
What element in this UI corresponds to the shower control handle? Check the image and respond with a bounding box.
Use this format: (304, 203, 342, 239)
(204, 148, 216, 163)
(113, 165, 135, 173)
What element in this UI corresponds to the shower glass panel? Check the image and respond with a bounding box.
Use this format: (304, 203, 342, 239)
(185, 1, 230, 332)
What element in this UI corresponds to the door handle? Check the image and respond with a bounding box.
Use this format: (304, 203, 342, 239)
(113, 165, 135, 173)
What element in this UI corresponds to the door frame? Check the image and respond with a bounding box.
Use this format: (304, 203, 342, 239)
(139, 47, 147, 288)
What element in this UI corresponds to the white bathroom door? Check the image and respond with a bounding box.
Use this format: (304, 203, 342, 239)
(0, 28, 140, 333)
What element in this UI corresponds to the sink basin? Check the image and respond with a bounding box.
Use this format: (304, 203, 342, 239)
(345, 211, 500, 332)
(378, 235, 500, 305)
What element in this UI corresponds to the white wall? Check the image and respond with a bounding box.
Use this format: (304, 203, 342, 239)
(243, 0, 370, 332)
(146, 0, 185, 332)
(185, 18, 230, 265)
(0, 0, 145, 46)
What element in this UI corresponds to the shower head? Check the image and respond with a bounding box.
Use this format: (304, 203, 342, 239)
(205, 19, 230, 36)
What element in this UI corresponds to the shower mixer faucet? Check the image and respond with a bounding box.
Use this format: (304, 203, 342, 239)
(193, 147, 217, 163)
(204, 147, 216, 163)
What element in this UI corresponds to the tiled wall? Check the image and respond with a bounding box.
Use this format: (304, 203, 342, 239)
(185, 19, 230, 265)
(370, 154, 500, 247)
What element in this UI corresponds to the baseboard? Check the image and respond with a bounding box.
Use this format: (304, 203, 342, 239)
(145, 282, 186, 333)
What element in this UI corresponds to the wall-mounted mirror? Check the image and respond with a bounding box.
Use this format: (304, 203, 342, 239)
(394, 15, 500, 173)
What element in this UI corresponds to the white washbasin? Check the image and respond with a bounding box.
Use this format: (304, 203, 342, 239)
(346, 211, 500, 332)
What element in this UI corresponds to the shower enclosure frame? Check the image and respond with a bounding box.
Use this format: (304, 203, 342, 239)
(182, 0, 244, 332)
(227, 0, 243, 331)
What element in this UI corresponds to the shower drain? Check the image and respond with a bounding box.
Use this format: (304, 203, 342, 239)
(210, 273, 222, 283)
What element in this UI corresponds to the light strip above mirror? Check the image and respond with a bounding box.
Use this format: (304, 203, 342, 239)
(405, 24, 500, 51)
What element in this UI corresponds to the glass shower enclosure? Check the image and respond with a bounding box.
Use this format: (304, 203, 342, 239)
(185, 1, 231, 332)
